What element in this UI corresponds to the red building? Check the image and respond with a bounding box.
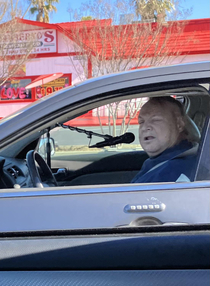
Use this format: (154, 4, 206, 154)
(0, 17, 209, 119)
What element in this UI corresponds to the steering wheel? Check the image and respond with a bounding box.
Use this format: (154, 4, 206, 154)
(26, 150, 57, 188)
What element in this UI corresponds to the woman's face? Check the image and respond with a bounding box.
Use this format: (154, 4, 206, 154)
(138, 101, 184, 157)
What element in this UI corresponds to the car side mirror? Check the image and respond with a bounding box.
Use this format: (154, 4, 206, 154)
(38, 137, 55, 157)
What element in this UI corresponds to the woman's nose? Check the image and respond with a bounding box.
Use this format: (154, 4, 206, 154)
(141, 121, 152, 131)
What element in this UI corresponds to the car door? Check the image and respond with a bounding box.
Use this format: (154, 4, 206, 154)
(1, 103, 210, 232)
(0, 63, 210, 233)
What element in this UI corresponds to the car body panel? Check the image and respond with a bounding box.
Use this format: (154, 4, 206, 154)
(0, 182, 210, 232)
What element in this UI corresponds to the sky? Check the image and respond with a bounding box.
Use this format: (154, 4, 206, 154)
(26, 0, 210, 24)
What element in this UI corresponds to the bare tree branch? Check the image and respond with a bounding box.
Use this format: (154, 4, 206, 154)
(64, 0, 193, 138)
(0, 1, 34, 86)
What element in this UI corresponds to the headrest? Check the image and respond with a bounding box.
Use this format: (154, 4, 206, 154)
(185, 115, 201, 143)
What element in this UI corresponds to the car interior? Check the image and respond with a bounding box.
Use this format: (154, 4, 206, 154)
(0, 82, 209, 189)
(45, 86, 209, 186)
(57, 111, 201, 186)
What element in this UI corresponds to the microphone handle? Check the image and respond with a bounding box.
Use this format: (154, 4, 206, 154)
(89, 134, 126, 148)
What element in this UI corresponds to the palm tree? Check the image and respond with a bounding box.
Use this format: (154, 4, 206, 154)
(133, 0, 175, 22)
(29, 0, 59, 23)
(81, 16, 93, 21)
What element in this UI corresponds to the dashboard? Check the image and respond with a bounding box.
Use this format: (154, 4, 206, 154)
(0, 226, 209, 285)
(0, 270, 209, 286)
(0, 156, 32, 189)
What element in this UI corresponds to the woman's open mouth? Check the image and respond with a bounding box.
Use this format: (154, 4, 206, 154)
(144, 136, 155, 141)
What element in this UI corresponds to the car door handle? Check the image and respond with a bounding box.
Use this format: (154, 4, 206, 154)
(124, 203, 166, 213)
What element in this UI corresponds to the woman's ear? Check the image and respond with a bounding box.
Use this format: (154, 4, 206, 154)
(177, 116, 185, 132)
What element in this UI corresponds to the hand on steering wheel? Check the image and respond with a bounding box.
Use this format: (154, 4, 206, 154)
(26, 150, 57, 188)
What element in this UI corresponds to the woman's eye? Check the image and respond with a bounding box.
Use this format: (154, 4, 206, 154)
(152, 118, 162, 122)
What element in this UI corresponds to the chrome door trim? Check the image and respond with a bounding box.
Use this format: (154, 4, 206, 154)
(1, 181, 210, 198)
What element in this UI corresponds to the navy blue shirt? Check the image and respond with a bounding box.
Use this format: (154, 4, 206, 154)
(131, 140, 197, 183)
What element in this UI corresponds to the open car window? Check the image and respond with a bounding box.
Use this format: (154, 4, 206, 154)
(46, 98, 147, 170)
(36, 86, 210, 186)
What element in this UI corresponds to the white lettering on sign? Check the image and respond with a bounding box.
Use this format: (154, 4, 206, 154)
(0, 29, 57, 55)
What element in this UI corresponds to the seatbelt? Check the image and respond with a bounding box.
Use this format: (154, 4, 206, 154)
(145, 160, 169, 175)
(144, 143, 198, 176)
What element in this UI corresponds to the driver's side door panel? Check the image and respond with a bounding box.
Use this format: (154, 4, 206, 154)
(0, 183, 210, 232)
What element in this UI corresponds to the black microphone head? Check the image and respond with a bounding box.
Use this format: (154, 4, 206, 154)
(89, 132, 135, 148)
(122, 132, 135, 143)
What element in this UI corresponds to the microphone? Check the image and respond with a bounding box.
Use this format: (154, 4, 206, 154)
(89, 132, 135, 148)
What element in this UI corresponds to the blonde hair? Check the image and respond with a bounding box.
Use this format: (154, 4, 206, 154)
(147, 96, 189, 140)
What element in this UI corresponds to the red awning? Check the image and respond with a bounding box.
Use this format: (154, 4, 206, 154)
(25, 73, 63, 89)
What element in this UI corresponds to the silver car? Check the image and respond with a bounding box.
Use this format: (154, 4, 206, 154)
(0, 61, 209, 232)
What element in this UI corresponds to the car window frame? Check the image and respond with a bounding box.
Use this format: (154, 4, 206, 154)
(0, 76, 209, 151)
(0, 79, 210, 191)
(193, 116, 210, 181)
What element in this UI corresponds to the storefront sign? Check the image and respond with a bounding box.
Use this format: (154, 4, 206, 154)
(0, 79, 32, 101)
(1, 29, 57, 55)
(0, 87, 29, 99)
(36, 77, 69, 99)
